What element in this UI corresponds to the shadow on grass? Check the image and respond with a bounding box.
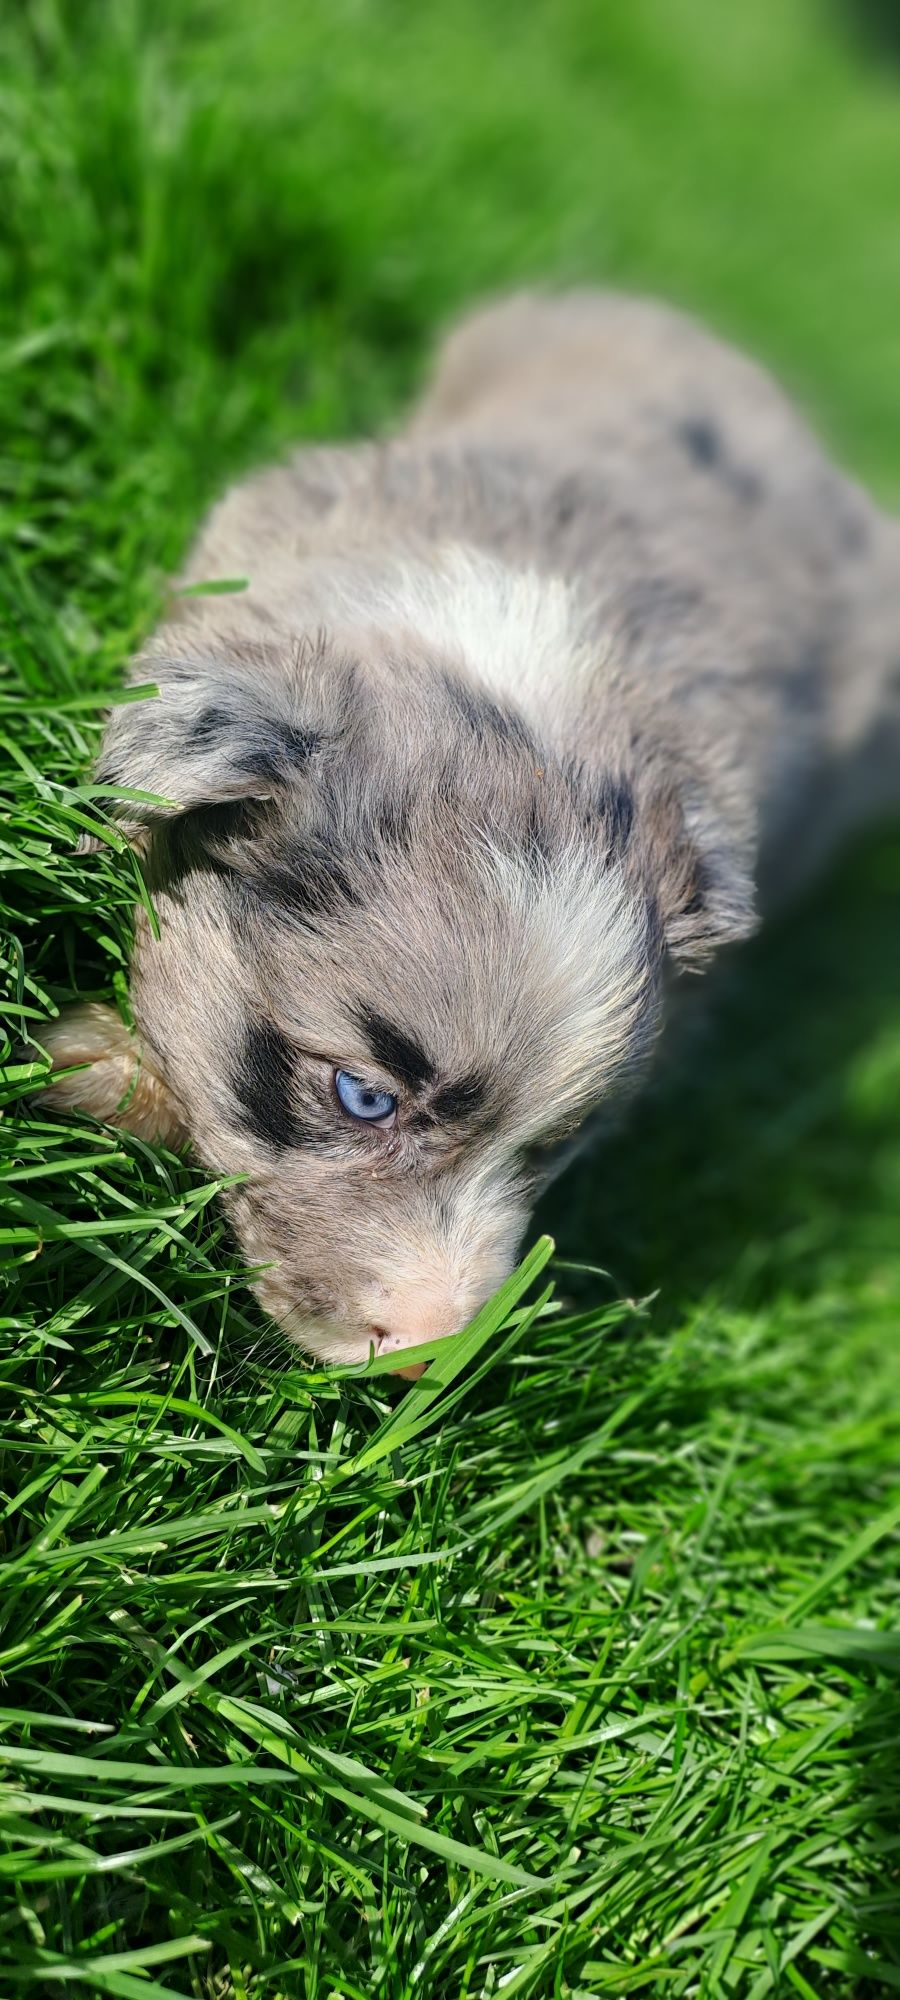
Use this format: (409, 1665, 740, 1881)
(538, 826, 900, 1327)
(540, 831, 900, 1993)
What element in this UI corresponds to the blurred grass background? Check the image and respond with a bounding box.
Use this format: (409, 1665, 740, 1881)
(2, 0, 900, 1994)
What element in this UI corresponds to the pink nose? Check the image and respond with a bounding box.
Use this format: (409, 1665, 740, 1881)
(369, 1326, 428, 1380)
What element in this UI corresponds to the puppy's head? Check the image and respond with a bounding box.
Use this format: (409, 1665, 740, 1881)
(78, 624, 749, 1368)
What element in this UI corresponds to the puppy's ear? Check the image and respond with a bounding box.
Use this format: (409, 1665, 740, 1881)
(639, 775, 757, 969)
(36, 1004, 187, 1147)
(91, 643, 323, 840)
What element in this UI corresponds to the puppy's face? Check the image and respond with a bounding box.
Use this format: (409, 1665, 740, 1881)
(78, 626, 735, 1368)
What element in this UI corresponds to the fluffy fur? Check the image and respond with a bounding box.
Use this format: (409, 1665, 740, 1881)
(40, 292, 900, 1369)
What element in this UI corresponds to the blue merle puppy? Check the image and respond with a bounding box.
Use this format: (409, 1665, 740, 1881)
(42, 293, 900, 1374)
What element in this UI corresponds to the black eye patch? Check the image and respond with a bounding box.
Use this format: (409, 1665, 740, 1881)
(432, 1072, 487, 1122)
(231, 1018, 310, 1150)
(355, 1006, 436, 1091)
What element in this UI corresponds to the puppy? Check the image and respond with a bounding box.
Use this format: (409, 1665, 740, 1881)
(41, 293, 900, 1372)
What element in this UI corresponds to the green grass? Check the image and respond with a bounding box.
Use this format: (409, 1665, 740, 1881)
(3, 0, 900, 1993)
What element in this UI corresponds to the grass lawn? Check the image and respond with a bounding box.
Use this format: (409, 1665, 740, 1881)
(3, 0, 900, 1993)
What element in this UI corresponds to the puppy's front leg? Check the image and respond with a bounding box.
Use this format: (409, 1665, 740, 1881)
(37, 1002, 186, 1147)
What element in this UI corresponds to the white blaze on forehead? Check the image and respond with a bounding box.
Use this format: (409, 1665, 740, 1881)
(367, 545, 601, 728)
(293, 542, 600, 730)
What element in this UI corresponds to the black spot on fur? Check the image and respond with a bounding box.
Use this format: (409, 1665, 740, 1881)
(595, 775, 635, 856)
(279, 721, 322, 766)
(185, 706, 321, 786)
(187, 705, 232, 751)
(433, 1072, 488, 1122)
(356, 1007, 436, 1091)
(236, 722, 322, 785)
(676, 417, 763, 504)
(257, 837, 360, 929)
(232, 1019, 308, 1150)
(442, 672, 536, 750)
(678, 416, 721, 468)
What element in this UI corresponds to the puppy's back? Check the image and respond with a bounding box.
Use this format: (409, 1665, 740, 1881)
(412, 290, 818, 461)
(413, 290, 900, 851)
(169, 290, 900, 885)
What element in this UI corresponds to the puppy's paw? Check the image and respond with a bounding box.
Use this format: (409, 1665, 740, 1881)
(36, 1002, 186, 1147)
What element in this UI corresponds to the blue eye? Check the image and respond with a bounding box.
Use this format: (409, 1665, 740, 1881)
(334, 1069, 397, 1124)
